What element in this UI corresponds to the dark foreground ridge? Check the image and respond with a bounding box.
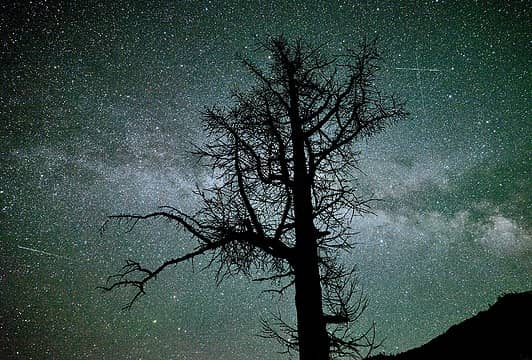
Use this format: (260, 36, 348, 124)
(370, 290, 532, 360)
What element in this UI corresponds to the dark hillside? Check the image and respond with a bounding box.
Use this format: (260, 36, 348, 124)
(370, 291, 532, 360)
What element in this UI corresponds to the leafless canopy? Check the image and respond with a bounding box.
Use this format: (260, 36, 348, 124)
(100, 36, 406, 359)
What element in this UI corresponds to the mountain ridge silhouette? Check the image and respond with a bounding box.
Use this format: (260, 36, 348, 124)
(369, 290, 532, 360)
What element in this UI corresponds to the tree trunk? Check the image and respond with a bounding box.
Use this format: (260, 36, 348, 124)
(288, 72, 330, 359)
(293, 238, 329, 359)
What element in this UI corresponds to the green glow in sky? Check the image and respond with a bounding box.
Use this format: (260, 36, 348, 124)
(1, 1, 530, 358)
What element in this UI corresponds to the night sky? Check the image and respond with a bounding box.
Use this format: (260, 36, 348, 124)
(1, 1, 530, 359)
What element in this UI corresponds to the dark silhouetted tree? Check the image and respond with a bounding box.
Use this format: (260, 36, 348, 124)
(100, 36, 407, 359)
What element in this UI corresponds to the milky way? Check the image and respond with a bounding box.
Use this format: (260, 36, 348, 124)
(1, 1, 530, 358)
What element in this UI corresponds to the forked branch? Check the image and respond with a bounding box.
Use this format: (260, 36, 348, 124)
(98, 238, 230, 310)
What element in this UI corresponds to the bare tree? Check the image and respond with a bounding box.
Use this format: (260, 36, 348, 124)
(100, 36, 407, 359)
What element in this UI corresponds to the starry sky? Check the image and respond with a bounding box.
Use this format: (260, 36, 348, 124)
(1, 0, 530, 359)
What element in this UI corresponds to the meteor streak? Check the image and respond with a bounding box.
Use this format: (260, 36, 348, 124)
(17, 245, 76, 262)
(394, 67, 441, 72)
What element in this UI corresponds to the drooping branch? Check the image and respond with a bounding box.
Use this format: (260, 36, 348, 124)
(100, 207, 295, 309)
(328, 323, 381, 359)
(259, 310, 299, 356)
(98, 238, 230, 310)
(100, 209, 211, 244)
(319, 260, 381, 359)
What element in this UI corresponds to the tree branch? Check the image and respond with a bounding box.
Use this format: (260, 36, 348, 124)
(102, 210, 211, 244)
(98, 239, 230, 310)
